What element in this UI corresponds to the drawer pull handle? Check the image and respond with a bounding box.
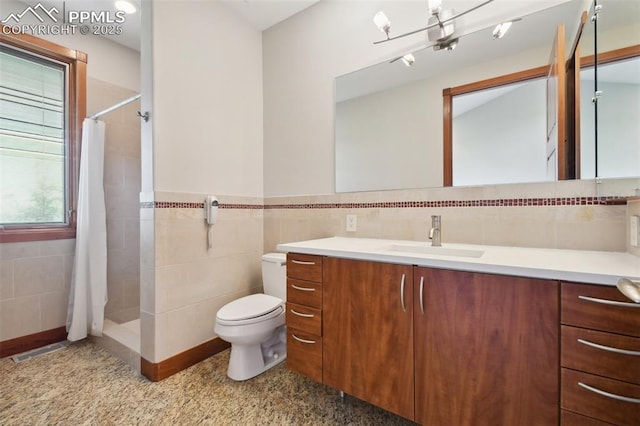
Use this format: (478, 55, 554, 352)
(400, 273, 406, 312)
(292, 334, 316, 344)
(578, 295, 640, 308)
(578, 382, 640, 404)
(578, 339, 640, 356)
(419, 276, 425, 315)
(291, 284, 315, 292)
(291, 259, 316, 266)
(290, 309, 314, 318)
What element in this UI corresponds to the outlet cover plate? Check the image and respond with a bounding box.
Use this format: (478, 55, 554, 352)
(346, 214, 357, 232)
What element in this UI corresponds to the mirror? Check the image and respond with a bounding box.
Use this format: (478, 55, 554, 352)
(579, 0, 640, 179)
(334, 0, 639, 192)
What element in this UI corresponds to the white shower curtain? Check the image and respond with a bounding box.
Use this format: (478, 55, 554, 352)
(67, 119, 108, 341)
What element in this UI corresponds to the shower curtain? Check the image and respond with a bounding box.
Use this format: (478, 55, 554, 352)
(67, 118, 107, 341)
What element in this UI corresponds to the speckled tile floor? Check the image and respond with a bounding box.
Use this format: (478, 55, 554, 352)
(0, 341, 415, 425)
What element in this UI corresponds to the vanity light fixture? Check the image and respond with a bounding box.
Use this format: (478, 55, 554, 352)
(115, 0, 136, 14)
(373, 0, 494, 47)
(401, 53, 416, 66)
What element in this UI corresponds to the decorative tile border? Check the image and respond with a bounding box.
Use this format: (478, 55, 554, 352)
(141, 196, 628, 209)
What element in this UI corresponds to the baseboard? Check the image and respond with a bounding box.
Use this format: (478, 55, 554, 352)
(0, 326, 67, 358)
(141, 337, 230, 382)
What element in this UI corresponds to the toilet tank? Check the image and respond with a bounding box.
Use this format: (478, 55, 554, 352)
(262, 253, 287, 300)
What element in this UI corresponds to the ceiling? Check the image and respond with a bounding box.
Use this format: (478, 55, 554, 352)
(29, 0, 321, 52)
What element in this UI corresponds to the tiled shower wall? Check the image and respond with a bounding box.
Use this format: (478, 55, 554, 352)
(140, 192, 264, 363)
(264, 179, 639, 254)
(0, 240, 74, 342)
(88, 78, 142, 323)
(0, 77, 140, 342)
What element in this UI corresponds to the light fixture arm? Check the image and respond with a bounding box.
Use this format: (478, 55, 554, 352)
(373, 0, 494, 45)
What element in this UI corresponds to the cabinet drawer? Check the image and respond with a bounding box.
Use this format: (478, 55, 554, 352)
(287, 278, 322, 309)
(561, 410, 615, 426)
(286, 303, 321, 336)
(287, 329, 322, 383)
(287, 253, 323, 283)
(561, 283, 640, 337)
(561, 368, 640, 426)
(562, 325, 640, 385)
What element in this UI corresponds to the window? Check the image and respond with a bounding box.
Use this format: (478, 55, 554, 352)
(0, 27, 86, 242)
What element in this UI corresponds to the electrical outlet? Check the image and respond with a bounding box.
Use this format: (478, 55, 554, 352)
(346, 214, 357, 232)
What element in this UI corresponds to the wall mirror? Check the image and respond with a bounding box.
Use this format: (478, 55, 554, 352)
(334, 0, 639, 192)
(579, 0, 640, 180)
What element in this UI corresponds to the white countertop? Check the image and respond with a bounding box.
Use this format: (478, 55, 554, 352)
(277, 237, 640, 286)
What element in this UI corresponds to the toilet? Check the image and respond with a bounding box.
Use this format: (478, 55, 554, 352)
(214, 253, 287, 381)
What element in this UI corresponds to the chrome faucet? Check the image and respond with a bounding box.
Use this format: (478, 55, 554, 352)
(429, 215, 442, 247)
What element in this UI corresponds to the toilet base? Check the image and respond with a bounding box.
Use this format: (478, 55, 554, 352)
(227, 326, 287, 381)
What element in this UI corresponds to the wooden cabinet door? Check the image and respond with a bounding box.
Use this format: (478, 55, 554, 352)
(323, 257, 414, 420)
(414, 267, 559, 426)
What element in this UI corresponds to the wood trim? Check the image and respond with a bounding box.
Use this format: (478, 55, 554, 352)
(573, 43, 581, 179)
(141, 337, 230, 382)
(0, 326, 67, 358)
(442, 66, 548, 187)
(567, 11, 587, 180)
(442, 88, 453, 187)
(0, 25, 86, 243)
(582, 44, 640, 68)
(568, 11, 588, 70)
(554, 24, 567, 180)
(447, 65, 549, 97)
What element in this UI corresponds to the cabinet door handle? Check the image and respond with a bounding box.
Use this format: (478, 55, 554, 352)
(290, 309, 314, 318)
(291, 259, 315, 265)
(419, 276, 425, 315)
(578, 382, 640, 404)
(400, 273, 406, 312)
(292, 334, 316, 344)
(291, 284, 315, 292)
(578, 339, 640, 356)
(578, 295, 640, 308)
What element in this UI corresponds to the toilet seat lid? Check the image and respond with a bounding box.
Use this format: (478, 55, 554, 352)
(217, 294, 283, 322)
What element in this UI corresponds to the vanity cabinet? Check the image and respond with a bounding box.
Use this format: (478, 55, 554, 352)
(285, 254, 563, 424)
(560, 283, 640, 426)
(286, 253, 323, 383)
(322, 257, 414, 420)
(414, 267, 559, 425)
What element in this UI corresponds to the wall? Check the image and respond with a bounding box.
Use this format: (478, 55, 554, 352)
(580, 79, 640, 179)
(453, 79, 547, 186)
(263, 0, 577, 197)
(0, 1, 140, 344)
(335, 79, 435, 192)
(262, 0, 639, 256)
(143, 1, 264, 363)
(264, 179, 638, 254)
(0, 1, 140, 92)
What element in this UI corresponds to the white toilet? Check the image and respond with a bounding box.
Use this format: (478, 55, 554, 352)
(214, 253, 287, 381)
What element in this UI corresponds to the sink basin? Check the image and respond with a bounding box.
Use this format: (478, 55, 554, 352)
(384, 244, 485, 258)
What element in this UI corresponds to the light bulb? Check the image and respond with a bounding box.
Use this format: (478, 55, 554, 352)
(401, 54, 415, 67)
(492, 21, 513, 39)
(428, 0, 443, 14)
(373, 11, 391, 36)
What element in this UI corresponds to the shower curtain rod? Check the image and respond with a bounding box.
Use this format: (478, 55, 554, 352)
(88, 93, 141, 120)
